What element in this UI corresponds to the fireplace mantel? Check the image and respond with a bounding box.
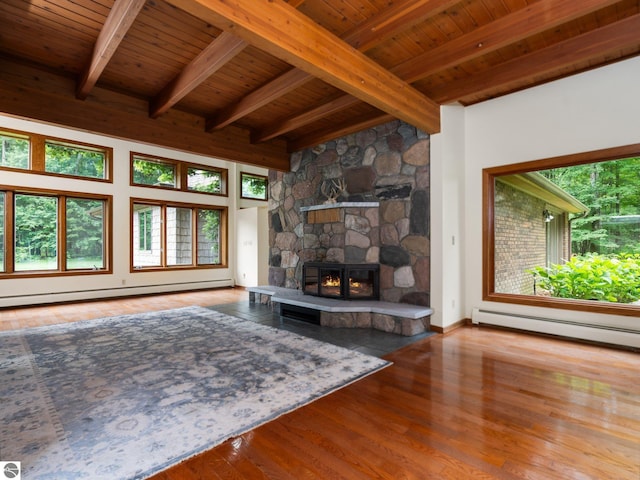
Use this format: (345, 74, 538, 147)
(300, 202, 379, 224)
(300, 202, 380, 212)
(299, 202, 379, 212)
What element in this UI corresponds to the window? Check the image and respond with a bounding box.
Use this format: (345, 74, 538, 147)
(187, 166, 225, 194)
(45, 141, 106, 179)
(167, 207, 192, 266)
(132, 199, 226, 270)
(0, 131, 29, 169)
(132, 155, 177, 188)
(0, 188, 111, 276)
(484, 143, 640, 317)
(240, 172, 268, 200)
(131, 153, 228, 196)
(138, 210, 153, 251)
(14, 194, 58, 271)
(197, 208, 221, 265)
(66, 198, 106, 270)
(0, 128, 112, 181)
(133, 205, 161, 267)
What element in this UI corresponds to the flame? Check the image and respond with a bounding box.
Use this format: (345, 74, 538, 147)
(322, 275, 341, 287)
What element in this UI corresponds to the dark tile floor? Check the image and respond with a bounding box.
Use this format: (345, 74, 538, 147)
(209, 301, 434, 358)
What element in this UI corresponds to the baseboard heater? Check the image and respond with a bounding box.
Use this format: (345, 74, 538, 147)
(280, 304, 321, 325)
(471, 308, 640, 349)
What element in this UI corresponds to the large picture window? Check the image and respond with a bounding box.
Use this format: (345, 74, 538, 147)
(0, 187, 111, 277)
(132, 199, 226, 270)
(0, 128, 111, 181)
(484, 143, 640, 317)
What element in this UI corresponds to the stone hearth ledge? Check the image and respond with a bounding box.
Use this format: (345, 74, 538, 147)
(247, 286, 433, 337)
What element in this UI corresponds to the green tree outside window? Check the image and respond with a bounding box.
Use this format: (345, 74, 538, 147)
(45, 142, 105, 179)
(241, 173, 267, 200)
(132, 157, 176, 187)
(0, 133, 29, 169)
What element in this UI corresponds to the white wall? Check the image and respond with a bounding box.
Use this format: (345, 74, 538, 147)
(430, 105, 465, 330)
(235, 206, 269, 287)
(432, 56, 640, 343)
(0, 115, 268, 307)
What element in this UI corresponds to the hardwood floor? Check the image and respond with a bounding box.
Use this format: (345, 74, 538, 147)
(1, 289, 638, 479)
(153, 324, 639, 479)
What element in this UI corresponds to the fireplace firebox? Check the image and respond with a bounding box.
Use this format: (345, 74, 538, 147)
(303, 262, 379, 300)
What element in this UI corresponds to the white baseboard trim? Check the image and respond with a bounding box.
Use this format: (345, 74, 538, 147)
(0, 280, 235, 308)
(472, 308, 640, 349)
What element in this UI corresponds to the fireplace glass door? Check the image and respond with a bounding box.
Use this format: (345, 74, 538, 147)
(319, 266, 343, 298)
(347, 267, 376, 299)
(303, 263, 379, 300)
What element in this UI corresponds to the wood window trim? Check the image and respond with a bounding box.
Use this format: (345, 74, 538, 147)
(483, 142, 640, 318)
(130, 197, 228, 272)
(130, 153, 179, 190)
(185, 163, 228, 196)
(0, 127, 113, 182)
(130, 152, 229, 197)
(0, 185, 112, 278)
(240, 172, 268, 201)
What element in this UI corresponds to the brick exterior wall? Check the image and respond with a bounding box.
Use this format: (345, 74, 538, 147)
(494, 181, 547, 295)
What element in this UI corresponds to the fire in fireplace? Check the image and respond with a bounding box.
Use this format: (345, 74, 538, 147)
(303, 262, 379, 300)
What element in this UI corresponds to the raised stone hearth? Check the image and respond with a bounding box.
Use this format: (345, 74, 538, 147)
(248, 286, 432, 337)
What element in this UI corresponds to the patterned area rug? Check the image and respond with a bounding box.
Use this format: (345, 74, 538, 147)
(0, 306, 390, 479)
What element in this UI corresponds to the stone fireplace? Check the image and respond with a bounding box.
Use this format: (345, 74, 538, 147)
(268, 120, 430, 308)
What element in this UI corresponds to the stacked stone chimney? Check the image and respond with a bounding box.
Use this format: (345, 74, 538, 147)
(268, 120, 430, 306)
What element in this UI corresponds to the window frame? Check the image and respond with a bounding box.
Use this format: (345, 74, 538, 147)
(130, 153, 179, 190)
(0, 185, 112, 278)
(186, 164, 227, 195)
(138, 209, 153, 251)
(130, 197, 227, 272)
(130, 152, 228, 197)
(0, 127, 113, 182)
(240, 172, 268, 201)
(483, 142, 640, 318)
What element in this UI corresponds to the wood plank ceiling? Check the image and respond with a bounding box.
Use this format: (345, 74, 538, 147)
(1, 0, 639, 170)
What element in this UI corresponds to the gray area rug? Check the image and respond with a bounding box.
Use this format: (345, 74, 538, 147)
(0, 306, 390, 479)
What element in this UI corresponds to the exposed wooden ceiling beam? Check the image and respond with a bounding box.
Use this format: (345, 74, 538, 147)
(150, 32, 247, 119)
(164, 0, 441, 134)
(206, 68, 312, 130)
(288, 113, 395, 153)
(76, 0, 146, 100)
(211, 0, 455, 138)
(392, 0, 624, 84)
(267, 0, 625, 145)
(429, 13, 640, 104)
(0, 58, 289, 170)
(252, 95, 361, 143)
